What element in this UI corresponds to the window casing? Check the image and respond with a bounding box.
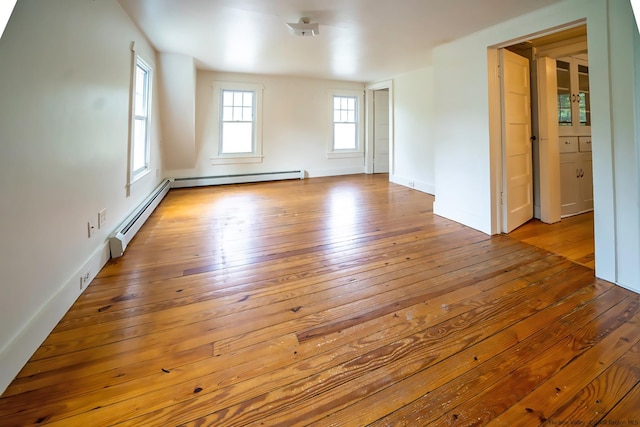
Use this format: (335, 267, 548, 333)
(131, 56, 152, 182)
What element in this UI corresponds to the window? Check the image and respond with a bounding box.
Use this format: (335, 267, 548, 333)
(221, 90, 255, 154)
(327, 90, 363, 159)
(131, 57, 151, 182)
(333, 95, 358, 150)
(211, 82, 263, 164)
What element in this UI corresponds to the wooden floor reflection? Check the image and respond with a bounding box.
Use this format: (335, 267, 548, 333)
(1, 175, 637, 426)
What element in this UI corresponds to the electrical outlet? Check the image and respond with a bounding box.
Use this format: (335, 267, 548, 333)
(98, 209, 107, 229)
(87, 220, 96, 238)
(80, 271, 90, 289)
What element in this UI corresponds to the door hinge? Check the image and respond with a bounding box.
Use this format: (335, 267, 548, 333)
(500, 192, 504, 205)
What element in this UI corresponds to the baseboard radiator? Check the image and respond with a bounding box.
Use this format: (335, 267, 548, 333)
(109, 179, 171, 258)
(171, 170, 305, 189)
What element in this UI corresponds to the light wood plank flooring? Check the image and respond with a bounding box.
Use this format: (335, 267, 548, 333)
(1, 174, 638, 426)
(509, 212, 595, 269)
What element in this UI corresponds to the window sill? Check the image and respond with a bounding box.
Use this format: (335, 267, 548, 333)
(129, 168, 151, 187)
(326, 151, 364, 159)
(211, 156, 264, 165)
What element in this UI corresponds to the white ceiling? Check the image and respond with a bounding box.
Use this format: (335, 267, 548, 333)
(118, 0, 564, 83)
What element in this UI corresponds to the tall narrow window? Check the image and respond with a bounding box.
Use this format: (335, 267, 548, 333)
(131, 57, 151, 181)
(333, 95, 357, 150)
(221, 90, 255, 154)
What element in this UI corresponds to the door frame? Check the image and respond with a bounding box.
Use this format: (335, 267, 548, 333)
(488, 21, 588, 234)
(365, 80, 394, 175)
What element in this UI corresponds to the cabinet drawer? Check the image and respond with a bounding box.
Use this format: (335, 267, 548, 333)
(579, 136, 592, 152)
(559, 136, 578, 153)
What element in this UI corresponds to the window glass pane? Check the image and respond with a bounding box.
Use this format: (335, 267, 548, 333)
(135, 92, 145, 116)
(579, 92, 590, 126)
(347, 97, 355, 110)
(334, 97, 341, 109)
(135, 67, 146, 96)
(222, 122, 253, 153)
(219, 89, 257, 155)
(578, 66, 590, 126)
(347, 111, 355, 122)
(233, 106, 243, 121)
(242, 106, 252, 121)
(134, 66, 147, 116)
(233, 92, 243, 106)
(556, 61, 570, 89)
(334, 123, 356, 150)
(133, 118, 147, 172)
(132, 58, 151, 179)
(243, 92, 253, 107)
(558, 92, 572, 125)
(223, 90, 233, 106)
(223, 106, 233, 121)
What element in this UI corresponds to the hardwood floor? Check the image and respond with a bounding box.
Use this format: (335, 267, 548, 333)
(509, 212, 595, 270)
(1, 174, 638, 426)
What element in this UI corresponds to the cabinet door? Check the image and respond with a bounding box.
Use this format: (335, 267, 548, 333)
(556, 60, 573, 128)
(579, 154, 593, 211)
(556, 57, 590, 136)
(560, 154, 579, 216)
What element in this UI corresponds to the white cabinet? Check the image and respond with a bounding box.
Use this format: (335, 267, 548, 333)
(556, 56, 590, 136)
(559, 136, 593, 217)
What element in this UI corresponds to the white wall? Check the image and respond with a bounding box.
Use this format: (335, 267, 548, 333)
(158, 53, 196, 170)
(430, 0, 640, 290)
(391, 67, 436, 194)
(165, 71, 366, 179)
(603, 0, 640, 290)
(0, 0, 163, 393)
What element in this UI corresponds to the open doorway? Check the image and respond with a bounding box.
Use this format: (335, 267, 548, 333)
(372, 89, 390, 173)
(365, 80, 394, 176)
(500, 24, 595, 269)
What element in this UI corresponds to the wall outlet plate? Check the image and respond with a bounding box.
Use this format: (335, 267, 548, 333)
(98, 209, 107, 229)
(80, 271, 90, 289)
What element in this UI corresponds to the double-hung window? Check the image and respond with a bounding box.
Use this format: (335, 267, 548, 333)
(221, 90, 255, 154)
(211, 82, 263, 164)
(131, 57, 152, 182)
(328, 90, 363, 158)
(333, 96, 358, 150)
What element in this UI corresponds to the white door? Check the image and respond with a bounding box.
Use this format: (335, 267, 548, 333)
(501, 49, 533, 233)
(373, 89, 390, 173)
(536, 56, 561, 224)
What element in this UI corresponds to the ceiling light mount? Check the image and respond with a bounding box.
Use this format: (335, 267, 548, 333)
(286, 17, 319, 37)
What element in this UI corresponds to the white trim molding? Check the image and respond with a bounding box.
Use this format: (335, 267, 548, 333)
(365, 80, 394, 175)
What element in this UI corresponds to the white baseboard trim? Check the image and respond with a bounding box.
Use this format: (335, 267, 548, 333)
(614, 280, 640, 295)
(306, 166, 365, 178)
(433, 199, 492, 235)
(171, 170, 304, 188)
(389, 174, 435, 195)
(0, 242, 110, 395)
